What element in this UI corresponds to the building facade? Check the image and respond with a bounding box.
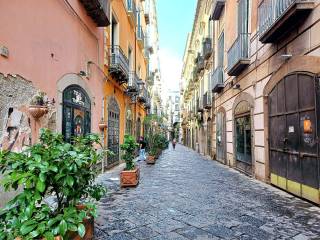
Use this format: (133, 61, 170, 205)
(0, 0, 160, 168)
(182, 0, 320, 204)
(166, 90, 181, 140)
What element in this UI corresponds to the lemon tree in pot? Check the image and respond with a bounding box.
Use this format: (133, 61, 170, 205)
(0, 129, 107, 240)
(120, 135, 139, 187)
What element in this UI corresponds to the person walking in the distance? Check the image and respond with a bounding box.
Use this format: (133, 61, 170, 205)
(138, 136, 147, 161)
(172, 138, 177, 150)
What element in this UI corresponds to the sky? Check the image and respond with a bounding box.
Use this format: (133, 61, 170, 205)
(156, 0, 197, 98)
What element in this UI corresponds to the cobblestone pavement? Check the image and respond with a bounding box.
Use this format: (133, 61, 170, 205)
(94, 144, 320, 240)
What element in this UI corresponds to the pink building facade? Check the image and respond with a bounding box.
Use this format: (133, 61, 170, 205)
(0, 0, 110, 151)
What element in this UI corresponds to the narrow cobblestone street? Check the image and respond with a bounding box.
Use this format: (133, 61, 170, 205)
(95, 145, 320, 240)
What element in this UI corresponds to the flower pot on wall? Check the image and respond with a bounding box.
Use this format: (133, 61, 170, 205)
(98, 121, 107, 131)
(120, 167, 140, 187)
(28, 105, 48, 119)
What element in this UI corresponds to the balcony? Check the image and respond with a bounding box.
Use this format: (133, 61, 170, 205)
(203, 92, 212, 109)
(144, 0, 150, 24)
(126, 0, 137, 26)
(210, 0, 226, 20)
(138, 85, 148, 103)
(137, 26, 145, 49)
(127, 71, 139, 93)
(227, 33, 250, 76)
(146, 36, 154, 54)
(258, 0, 315, 43)
(80, 0, 110, 26)
(197, 98, 203, 113)
(203, 38, 213, 60)
(195, 54, 205, 73)
(193, 68, 199, 82)
(211, 67, 224, 93)
(144, 94, 151, 109)
(108, 46, 129, 84)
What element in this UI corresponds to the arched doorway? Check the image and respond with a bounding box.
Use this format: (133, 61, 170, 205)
(62, 85, 91, 142)
(216, 109, 226, 164)
(108, 97, 120, 166)
(234, 101, 253, 175)
(125, 109, 133, 135)
(268, 72, 319, 203)
(136, 117, 141, 140)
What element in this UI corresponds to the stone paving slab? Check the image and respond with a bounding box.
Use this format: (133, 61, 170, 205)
(94, 145, 320, 240)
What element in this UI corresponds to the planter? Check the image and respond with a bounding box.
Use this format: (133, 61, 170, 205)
(67, 216, 94, 240)
(98, 121, 107, 131)
(15, 218, 93, 240)
(146, 155, 156, 164)
(28, 105, 48, 119)
(120, 167, 140, 187)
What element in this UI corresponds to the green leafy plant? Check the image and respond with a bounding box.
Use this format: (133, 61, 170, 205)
(121, 135, 139, 171)
(30, 91, 47, 106)
(0, 129, 108, 240)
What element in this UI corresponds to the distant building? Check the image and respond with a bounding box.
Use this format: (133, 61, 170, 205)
(166, 90, 180, 140)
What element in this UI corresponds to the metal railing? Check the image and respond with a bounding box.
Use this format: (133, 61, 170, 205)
(258, 0, 296, 37)
(203, 38, 213, 60)
(137, 26, 145, 44)
(203, 92, 212, 108)
(196, 55, 205, 73)
(127, 0, 137, 21)
(211, 67, 224, 92)
(128, 71, 139, 92)
(227, 33, 250, 73)
(138, 85, 148, 102)
(108, 45, 129, 75)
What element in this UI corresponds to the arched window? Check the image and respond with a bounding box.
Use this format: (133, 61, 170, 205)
(62, 85, 91, 142)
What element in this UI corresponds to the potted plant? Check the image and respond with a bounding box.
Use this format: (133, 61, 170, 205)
(146, 148, 157, 164)
(0, 129, 107, 240)
(28, 91, 48, 119)
(120, 135, 139, 187)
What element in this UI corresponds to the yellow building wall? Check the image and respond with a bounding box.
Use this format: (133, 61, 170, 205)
(103, 0, 148, 146)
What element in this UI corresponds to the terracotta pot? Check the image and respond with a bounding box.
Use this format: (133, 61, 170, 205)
(98, 121, 107, 131)
(28, 105, 48, 119)
(146, 155, 156, 164)
(16, 206, 94, 240)
(67, 216, 94, 240)
(120, 167, 140, 187)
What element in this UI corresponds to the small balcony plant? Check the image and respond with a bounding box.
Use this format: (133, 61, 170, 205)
(120, 135, 139, 187)
(0, 129, 107, 240)
(28, 91, 48, 119)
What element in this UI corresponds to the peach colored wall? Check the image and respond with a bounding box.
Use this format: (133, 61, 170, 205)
(0, 0, 107, 134)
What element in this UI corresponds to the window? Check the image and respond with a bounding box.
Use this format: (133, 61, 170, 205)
(62, 85, 91, 142)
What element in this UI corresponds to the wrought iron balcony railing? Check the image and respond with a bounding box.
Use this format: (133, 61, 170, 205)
(203, 92, 212, 109)
(203, 38, 213, 60)
(108, 45, 129, 84)
(137, 26, 145, 48)
(210, 0, 226, 20)
(194, 53, 204, 74)
(127, 71, 139, 93)
(80, 0, 110, 26)
(126, 0, 137, 25)
(227, 33, 250, 76)
(258, 0, 314, 43)
(211, 67, 224, 93)
(138, 85, 148, 103)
